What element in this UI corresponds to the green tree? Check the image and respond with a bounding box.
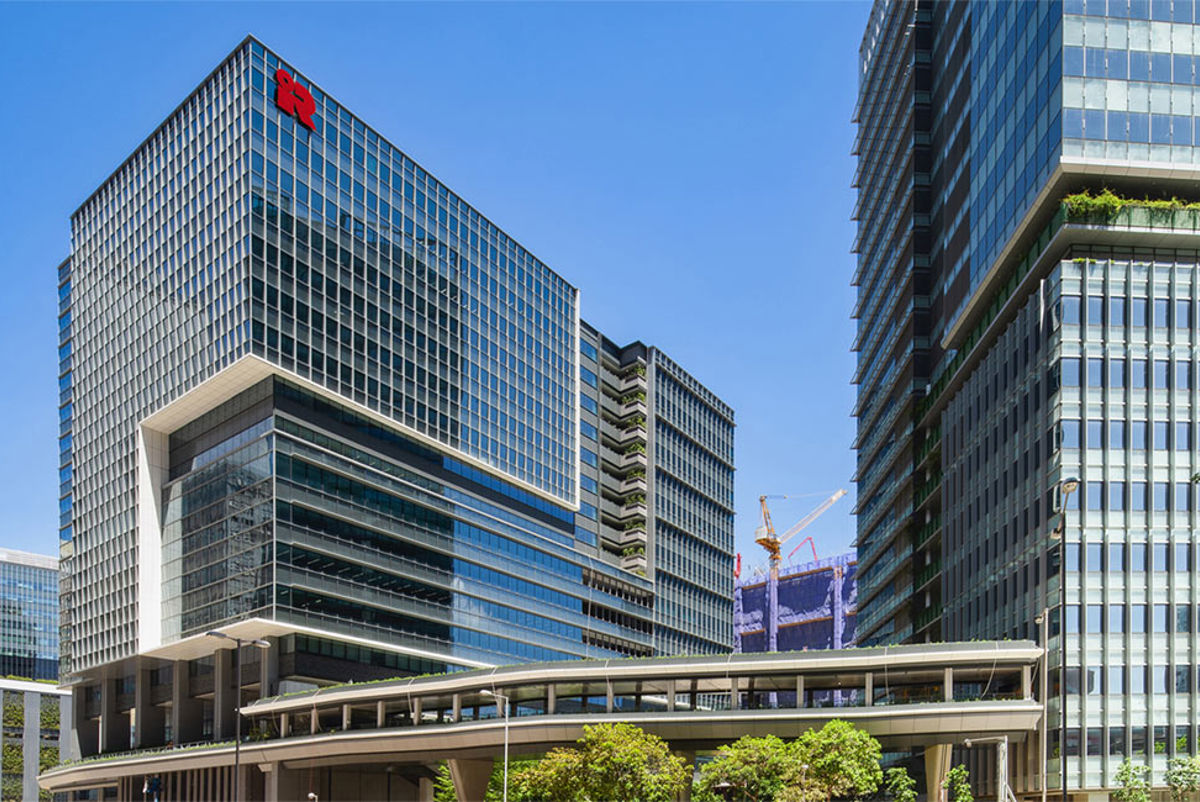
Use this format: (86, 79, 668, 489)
(1166, 756, 1200, 802)
(693, 735, 801, 802)
(1113, 759, 1152, 802)
(885, 767, 918, 802)
(511, 722, 688, 802)
(434, 759, 538, 802)
(788, 719, 883, 802)
(943, 765, 972, 802)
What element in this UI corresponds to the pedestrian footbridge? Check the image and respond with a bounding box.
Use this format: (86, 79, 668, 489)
(42, 641, 1044, 801)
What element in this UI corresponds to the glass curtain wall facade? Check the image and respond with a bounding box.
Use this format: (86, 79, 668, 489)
(61, 36, 734, 759)
(0, 551, 59, 682)
(856, 0, 1200, 794)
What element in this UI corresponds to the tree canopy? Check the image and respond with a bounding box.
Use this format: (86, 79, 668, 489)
(510, 722, 688, 802)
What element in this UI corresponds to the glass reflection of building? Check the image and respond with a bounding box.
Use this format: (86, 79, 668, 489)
(855, 0, 1200, 794)
(59, 36, 733, 759)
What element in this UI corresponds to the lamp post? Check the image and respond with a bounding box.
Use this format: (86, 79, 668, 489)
(1048, 477, 1079, 802)
(1034, 608, 1049, 802)
(481, 689, 510, 802)
(206, 631, 271, 802)
(965, 735, 1011, 802)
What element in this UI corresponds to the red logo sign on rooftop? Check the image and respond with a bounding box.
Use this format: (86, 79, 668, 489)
(275, 69, 315, 131)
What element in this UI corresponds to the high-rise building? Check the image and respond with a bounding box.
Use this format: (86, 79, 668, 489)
(0, 550, 58, 683)
(855, 0, 1200, 793)
(733, 552, 857, 653)
(58, 36, 733, 758)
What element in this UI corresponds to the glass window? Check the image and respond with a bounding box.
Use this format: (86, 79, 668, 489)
(1132, 543, 1147, 571)
(580, 420, 597, 441)
(1132, 668, 1147, 695)
(1155, 360, 1170, 389)
(1088, 727, 1103, 756)
(1063, 358, 1081, 387)
(580, 340, 598, 361)
(1087, 419, 1103, 448)
(580, 448, 597, 468)
(1132, 421, 1147, 449)
(1178, 605, 1192, 634)
(580, 393, 597, 414)
(1178, 362, 1192, 391)
(1066, 604, 1081, 634)
(1110, 481, 1126, 511)
(1087, 542, 1104, 571)
(1110, 421, 1127, 449)
(1063, 419, 1081, 448)
(1176, 422, 1191, 451)
(1062, 295, 1081, 324)
(1109, 667, 1125, 695)
(1132, 298, 1148, 327)
(1154, 422, 1169, 450)
(1087, 604, 1104, 633)
(1154, 665, 1170, 693)
(1111, 297, 1127, 327)
(579, 367, 598, 388)
(1109, 543, 1126, 572)
(1088, 358, 1104, 387)
(1154, 542, 1169, 570)
(1111, 726, 1127, 755)
(1110, 603, 1126, 633)
(1110, 358, 1127, 388)
(1132, 603, 1147, 633)
(1177, 543, 1191, 573)
(580, 474, 597, 494)
(1156, 298, 1170, 328)
(1154, 604, 1170, 632)
(1132, 359, 1148, 388)
(578, 501, 597, 520)
(1132, 726, 1147, 754)
(1088, 296, 1105, 325)
(1177, 482, 1193, 512)
(1087, 481, 1103, 510)
(1176, 299, 1192, 329)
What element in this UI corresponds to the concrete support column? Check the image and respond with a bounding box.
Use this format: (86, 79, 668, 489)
(925, 743, 952, 802)
(943, 667, 954, 702)
(279, 712, 289, 738)
(546, 684, 556, 715)
(69, 688, 95, 759)
(864, 672, 873, 707)
(448, 758, 493, 802)
(729, 676, 739, 711)
(606, 679, 614, 713)
(135, 665, 166, 748)
(259, 637, 279, 699)
(666, 679, 676, 712)
(172, 661, 203, 744)
(98, 679, 126, 753)
(262, 763, 280, 802)
(1021, 665, 1032, 699)
(418, 776, 435, 802)
(452, 693, 461, 723)
(23, 691, 39, 802)
(342, 704, 352, 730)
(795, 675, 805, 708)
(678, 751, 696, 802)
(213, 648, 235, 740)
(412, 697, 422, 725)
(310, 706, 319, 735)
(377, 700, 386, 728)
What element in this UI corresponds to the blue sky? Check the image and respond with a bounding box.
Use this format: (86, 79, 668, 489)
(0, 1, 869, 572)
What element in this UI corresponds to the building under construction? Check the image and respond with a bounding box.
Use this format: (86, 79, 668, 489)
(734, 552, 857, 652)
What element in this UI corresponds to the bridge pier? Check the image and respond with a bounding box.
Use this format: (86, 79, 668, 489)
(448, 758, 493, 802)
(925, 743, 952, 802)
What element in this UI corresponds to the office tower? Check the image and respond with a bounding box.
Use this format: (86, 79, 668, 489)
(0, 550, 59, 682)
(855, 0, 1200, 792)
(58, 36, 734, 757)
(733, 552, 857, 653)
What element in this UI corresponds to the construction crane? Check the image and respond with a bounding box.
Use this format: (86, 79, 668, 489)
(748, 489, 847, 654)
(754, 489, 847, 579)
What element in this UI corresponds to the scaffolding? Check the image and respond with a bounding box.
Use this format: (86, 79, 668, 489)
(734, 552, 857, 652)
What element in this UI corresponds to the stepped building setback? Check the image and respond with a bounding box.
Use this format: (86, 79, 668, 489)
(56, 35, 734, 769)
(855, 0, 1200, 796)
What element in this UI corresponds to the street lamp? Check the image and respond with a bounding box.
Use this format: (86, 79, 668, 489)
(1034, 609, 1049, 802)
(481, 689, 510, 802)
(206, 631, 271, 802)
(965, 735, 1011, 802)
(1047, 477, 1078, 802)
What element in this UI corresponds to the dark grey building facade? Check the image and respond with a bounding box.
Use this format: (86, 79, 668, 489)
(855, 0, 1200, 795)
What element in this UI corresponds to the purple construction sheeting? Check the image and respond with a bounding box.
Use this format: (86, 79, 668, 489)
(734, 552, 857, 652)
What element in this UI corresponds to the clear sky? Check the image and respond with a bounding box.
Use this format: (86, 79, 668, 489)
(0, 1, 869, 574)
